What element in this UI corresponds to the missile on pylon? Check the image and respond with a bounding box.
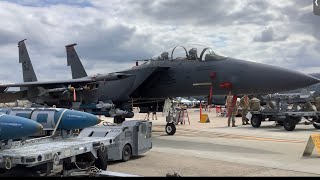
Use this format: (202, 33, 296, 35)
(109, 109, 129, 117)
(79, 102, 114, 110)
(0, 114, 43, 140)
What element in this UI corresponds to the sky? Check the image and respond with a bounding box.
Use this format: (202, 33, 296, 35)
(0, 0, 319, 83)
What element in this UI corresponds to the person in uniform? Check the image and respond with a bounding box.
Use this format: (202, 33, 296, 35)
(226, 94, 239, 127)
(315, 96, 320, 111)
(240, 95, 250, 125)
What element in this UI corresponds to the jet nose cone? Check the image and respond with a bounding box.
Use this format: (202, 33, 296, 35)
(272, 69, 320, 91)
(231, 59, 320, 94)
(299, 74, 320, 87)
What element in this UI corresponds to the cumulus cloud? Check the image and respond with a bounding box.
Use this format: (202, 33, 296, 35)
(253, 27, 288, 42)
(4, 0, 93, 7)
(0, 0, 319, 85)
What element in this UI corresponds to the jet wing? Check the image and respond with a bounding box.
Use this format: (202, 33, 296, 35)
(0, 73, 133, 90)
(0, 79, 94, 88)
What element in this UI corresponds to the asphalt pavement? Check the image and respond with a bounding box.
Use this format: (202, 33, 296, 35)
(103, 108, 320, 177)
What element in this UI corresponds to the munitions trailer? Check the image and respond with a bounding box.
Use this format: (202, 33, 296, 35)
(248, 94, 320, 131)
(0, 131, 114, 177)
(248, 110, 320, 131)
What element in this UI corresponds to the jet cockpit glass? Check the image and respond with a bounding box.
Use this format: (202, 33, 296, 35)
(199, 47, 227, 61)
(151, 44, 227, 61)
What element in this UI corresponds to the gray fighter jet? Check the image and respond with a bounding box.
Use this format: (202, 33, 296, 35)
(64, 44, 319, 120)
(0, 41, 319, 125)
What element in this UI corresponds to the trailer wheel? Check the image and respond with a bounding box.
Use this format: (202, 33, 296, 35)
(165, 123, 176, 135)
(251, 115, 261, 128)
(314, 124, 320, 129)
(283, 117, 296, 131)
(122, 144, 132, 162)
(3, 167, 40, 177)
(94, 150, 108, 170)
(313, 117, 320, 129)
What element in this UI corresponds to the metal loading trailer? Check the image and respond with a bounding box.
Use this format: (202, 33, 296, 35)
(247, 94, 320, 131)
(78, 120, 152, 162)
(249, 110, 320, 131)
(0, 134, 114, 176)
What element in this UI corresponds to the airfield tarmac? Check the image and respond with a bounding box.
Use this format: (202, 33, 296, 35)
(102, 108, 320, 177)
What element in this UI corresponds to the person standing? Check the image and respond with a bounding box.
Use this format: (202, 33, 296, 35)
(152, 111, 158, 120)
(240, 95, 250, 125)
(144, 107, 151, 120)
(226, 94, 239, 127)
(315, 96, 320, 111)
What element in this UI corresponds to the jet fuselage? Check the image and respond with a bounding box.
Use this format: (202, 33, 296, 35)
(95, 57, 318, 104)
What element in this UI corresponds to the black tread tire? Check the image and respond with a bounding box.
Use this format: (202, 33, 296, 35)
(2, 167, 40, 177)
(165, 123, 176, 135)
(313, 124, 320, 129)
(94, 150, 108, 170)
(251, 115, 261, 128)
(283, 117, 296, 131)
(122, 144, 132, 162)
(313, 117, 320, 129)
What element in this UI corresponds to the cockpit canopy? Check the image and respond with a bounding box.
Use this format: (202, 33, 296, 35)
(151, 44, 227, 61)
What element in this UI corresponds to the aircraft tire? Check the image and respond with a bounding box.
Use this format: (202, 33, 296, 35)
(166, 123, 176, 135)
(122, 144, 132, 162)
(283, 117, 296, 131)
(251, 115, 261, 128)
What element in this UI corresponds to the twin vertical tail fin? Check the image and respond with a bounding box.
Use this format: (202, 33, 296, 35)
(18, 39, 38, 82)
(18, 40, 87, 83)
(65, 43, 88, 79)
